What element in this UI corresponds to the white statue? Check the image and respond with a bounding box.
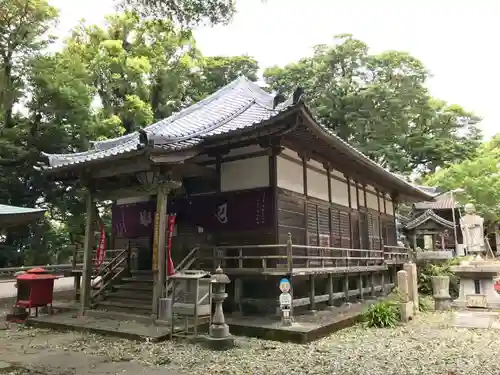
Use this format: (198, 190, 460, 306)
(460, 203, 485, 256)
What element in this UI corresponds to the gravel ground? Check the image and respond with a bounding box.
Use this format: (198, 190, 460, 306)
(2, 311, 500, 375)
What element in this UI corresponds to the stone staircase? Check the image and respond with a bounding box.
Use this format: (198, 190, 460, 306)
(96, 270, 154, 315)
(92, 246, 200, 316)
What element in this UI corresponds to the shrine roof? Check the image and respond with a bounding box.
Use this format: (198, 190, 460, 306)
(404, 209, 455, 230)
(0, 204, 46, 228)
(37, 76, 433, 201)
(39, 77, 288, 170)
(414, 191, 459, 210)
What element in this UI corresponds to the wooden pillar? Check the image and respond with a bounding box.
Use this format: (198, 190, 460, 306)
(327, 274, 334, 307)
(286, 233, 294, 317)
(355, 182, 362, 251)
(343, 274, 349, 302)
(152, 184, 169, 318)
(358, 274, 364, 300)
(346, 176, 353, 248)
(381, 271, 386, 295)
(301, 153, 309, 245)
(80, 188, 95, 314)
(309, 275, 316, 311)
(234, 279, 243, 316)
(370, 273, 375, 297)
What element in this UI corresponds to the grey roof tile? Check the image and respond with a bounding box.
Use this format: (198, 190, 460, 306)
(37, 76, 433, 201)
(414, 192, 458, 210)
(405, 209, 455, 230)
(41, 76, 283, 169)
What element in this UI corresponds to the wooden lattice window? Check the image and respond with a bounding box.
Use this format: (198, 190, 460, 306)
(331, 208, 341, 247)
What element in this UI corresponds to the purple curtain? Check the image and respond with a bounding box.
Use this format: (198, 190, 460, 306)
(169, 187, 273, 232)
(112, 200, 156, 238)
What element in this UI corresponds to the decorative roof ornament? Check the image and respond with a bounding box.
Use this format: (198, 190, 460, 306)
(404, 209, 455, 230)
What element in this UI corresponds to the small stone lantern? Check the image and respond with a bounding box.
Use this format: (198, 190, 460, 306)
(206, 266, 234, 350)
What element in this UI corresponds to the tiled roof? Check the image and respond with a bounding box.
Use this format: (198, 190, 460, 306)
(41, 77, 289, 170)
(396, 214, 411, 226)
(414, 192, 458, 210)
(404, 209, 455, 230)
(37, 76, 433, 201)
(0, 204, 46, 227)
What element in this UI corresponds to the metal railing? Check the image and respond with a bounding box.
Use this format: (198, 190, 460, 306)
(0, 248, 125, 280)
(90, 245, 131, 304)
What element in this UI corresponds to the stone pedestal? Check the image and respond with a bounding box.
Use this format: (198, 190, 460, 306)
(432, 276, 451, 311)
(451, 260, 500, 309)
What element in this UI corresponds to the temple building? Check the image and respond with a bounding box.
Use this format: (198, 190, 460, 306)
(37, 77, 433, 318)
(402, 191, 461, 253)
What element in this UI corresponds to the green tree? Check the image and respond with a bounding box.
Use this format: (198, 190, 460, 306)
(0, 6, 261, 266)
(0, 0, 58, 128)
(264, 34, 482, 174)
(65, 12, 201, 133)
(187, 55, 259, 102)
(425, 135, 500, 227)
(0, 0, 62, 265)
(118, 0, 236, 26)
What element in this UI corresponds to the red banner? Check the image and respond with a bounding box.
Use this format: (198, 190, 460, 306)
(94, 222, 107, 269)
(167, 214, 176, 276)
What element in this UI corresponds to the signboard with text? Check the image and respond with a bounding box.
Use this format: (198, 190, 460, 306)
(152, 212, 160, 272)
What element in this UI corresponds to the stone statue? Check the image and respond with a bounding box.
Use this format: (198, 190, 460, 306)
(460, 203, 484, 256)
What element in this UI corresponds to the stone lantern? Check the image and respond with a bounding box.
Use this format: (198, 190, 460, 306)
(206, 266, 234, 350)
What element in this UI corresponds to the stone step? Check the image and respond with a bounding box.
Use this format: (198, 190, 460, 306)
(131, 270, 153, 275)
(121, 277, 154, 284)
(96, 300, 152, 315)
(106, 290, 153, 301)
(113, 283, 153, 292)
(86, 309, 154, 324)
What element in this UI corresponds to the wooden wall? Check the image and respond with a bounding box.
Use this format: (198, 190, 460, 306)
(275, 147, 397, 249)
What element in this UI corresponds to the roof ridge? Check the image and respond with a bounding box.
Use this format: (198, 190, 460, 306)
(90, 76, 252, 152)
(405, 209, 455, 229)
(146, 76, 249, 135)
(148, 97, 257, 146)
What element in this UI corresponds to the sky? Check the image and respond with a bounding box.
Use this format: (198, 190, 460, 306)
(49, 0, 498, 138)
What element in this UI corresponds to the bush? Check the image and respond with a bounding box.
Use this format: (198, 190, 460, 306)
(418, 259, 463, 298)
(418, 295, 433, 312)
(363, 300, 399, 328)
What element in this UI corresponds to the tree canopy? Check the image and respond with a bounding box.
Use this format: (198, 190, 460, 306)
(264, 34, 482, 175)
(117, 0, 236, 26)
(425, 135, 500, 227)
(0, 0, 258, 266)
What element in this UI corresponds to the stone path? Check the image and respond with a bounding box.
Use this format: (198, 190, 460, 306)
(453, 310, 500, 329)
(0, 326, 183, 375)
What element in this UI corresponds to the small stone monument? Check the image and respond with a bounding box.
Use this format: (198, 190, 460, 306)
(431, 276, 451, 310)
(397, 270, 414, 322)
(403, 262, 419, 314)
(205, 266, 234, 350)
